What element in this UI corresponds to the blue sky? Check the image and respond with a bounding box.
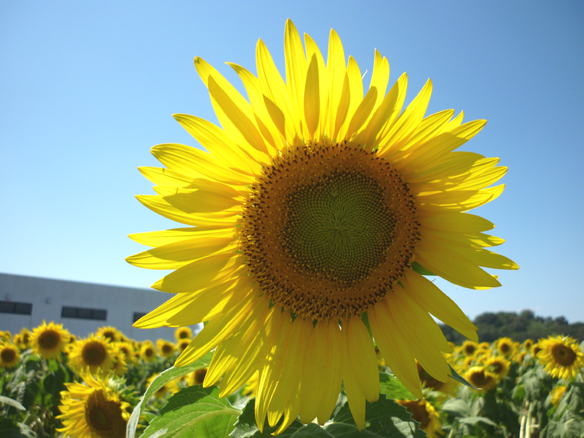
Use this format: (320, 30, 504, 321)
(1, 1, 583, 327)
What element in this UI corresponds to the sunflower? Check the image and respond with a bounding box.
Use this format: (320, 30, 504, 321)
(15, 328, 32, 350)
(114, 341, 136, 364)
(0, 343, 20, 369)
(57, 372, 130, 438)
(156, 339, 176, 358)
(0, 331, 11, 342)
(96, 326, 123, 343)
(537, 335, 584, 380)
(128, 19, 517, 431)
(416, 362, 458, 396)
(188, 367, 209, 386)
(175, 327, 193, 341)
(495, 337, 515, 357)
(140, 341, 157, 362)
(461, 340, 478, 357)
(177, 338, 190, 352)
(550, 385, 567, 406)
(69, 335, 115, 374)
(485, 356, 510, 381)
(30, 320, 70, 360)
(465, 366, 497, 392)
(397, 399, 443, 438)
(523, 339, 534, 351)
(110, 346, 128, 377)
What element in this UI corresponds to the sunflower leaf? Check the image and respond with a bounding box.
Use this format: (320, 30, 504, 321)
(140, 386, 241, 438)
(0, 396, 25, 411)
(378, 372, 417, 400)
(230, 398, 332, 437)
(448, 364, 479, 390)
(126, 351, 214, 438)
(328, 394, 426, 437)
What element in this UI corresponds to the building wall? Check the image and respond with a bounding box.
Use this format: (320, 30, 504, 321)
(0, 273, 199, 341)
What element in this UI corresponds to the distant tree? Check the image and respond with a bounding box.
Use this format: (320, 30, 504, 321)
(439, 310, 583, 344)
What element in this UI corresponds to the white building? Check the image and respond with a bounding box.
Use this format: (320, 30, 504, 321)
(0, 272, 199, 341)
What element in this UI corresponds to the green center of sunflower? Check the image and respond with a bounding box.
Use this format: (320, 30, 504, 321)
(241, 140, 420, 321)
(83, 341, 107, 366)
(551, 343, 577, 366)
(281, 170, 397, 284)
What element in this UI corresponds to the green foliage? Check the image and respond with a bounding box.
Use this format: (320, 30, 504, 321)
(440, 310, 584, 343)
(141, 386, 240, 438)
(126, 351, 214, 438)
(229, 394, 426, 438)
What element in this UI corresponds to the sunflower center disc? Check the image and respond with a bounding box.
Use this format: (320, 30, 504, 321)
(552, 343, 576, 366)
(1, 348, 16, 363)
(86, 390, 126, 438)
(83, 342, 107, 366)
(241, 140, 420, 321)
(39, 330, 59, 349)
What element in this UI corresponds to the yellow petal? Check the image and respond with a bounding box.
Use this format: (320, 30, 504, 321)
(257, 39, 301, 141)
(151, 253, 244, 293)
(304, 54, 320, 139)
(299, 321, 342, 425)
(136, 195, 238, 227)
(207, 76, 270, 161)
(128, 226, 235, 247)
(416, 243, 502, 289)
(325, 28, 346, 138)
(227, 62, 283, 153)
(284, 19, 307, 134)
(126, 236, 236, 270)
(369, 304, 423, 400)
(304, 33, 328, 138)
(172, 114, 258, 175)
(402, 271, 478, 342)
(382, 78, 432, 152)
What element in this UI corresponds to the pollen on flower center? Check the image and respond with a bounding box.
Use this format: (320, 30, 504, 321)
(241, 139, 421, 321)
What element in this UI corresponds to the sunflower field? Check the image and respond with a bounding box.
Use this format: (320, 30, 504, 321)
(1, 322, 583, 437)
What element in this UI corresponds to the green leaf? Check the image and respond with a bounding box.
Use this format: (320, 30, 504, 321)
(0, 396, 25, 411)
(126, 351, 213, 438)
(330, 394, 426, 437)
(232, 394, 426, 437)
(378, 372, 416, 400)
(459, 417, 498, 427)
(411, 262, 435, 276)
(448, 364, 479, 390)
(442, 398, 473, 418)
(140, 386, 240, 438)
(230, 398, 316, 438)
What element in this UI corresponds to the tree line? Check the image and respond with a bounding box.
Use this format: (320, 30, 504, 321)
(440, 310, 584, 344)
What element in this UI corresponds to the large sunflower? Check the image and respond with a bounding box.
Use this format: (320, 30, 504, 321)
(128, 19, 517, 431)
(57, 372, 130, 438)
(30, 320, 70, 360)
(537, 335, 584, 380)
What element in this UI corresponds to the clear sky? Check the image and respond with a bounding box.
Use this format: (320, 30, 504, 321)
(1, 1, 583, 326)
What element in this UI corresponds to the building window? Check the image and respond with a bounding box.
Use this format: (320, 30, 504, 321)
(61, 306, 107, 321)
(0, 300, 33, 315)
(133, 312, 147, 323)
